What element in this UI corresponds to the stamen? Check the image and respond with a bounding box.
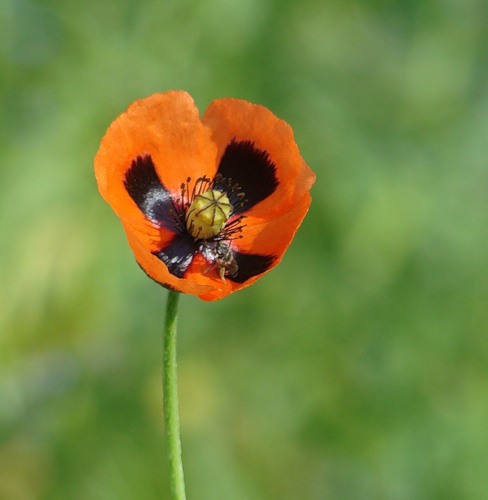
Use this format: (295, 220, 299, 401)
(211, 174, 247, 214)
(172, 173, 247, 241)
(219, 215, 245, 240)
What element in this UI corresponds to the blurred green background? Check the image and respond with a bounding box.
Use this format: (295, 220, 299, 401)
(1, 0, 487, 498)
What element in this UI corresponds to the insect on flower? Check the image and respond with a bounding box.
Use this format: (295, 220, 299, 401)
(94, 91, 315, 301)
(200, 240, 239, 282)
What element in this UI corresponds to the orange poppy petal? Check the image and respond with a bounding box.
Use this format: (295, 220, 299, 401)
(202, 98, 315, 219)
(122, 222, 211, 296)
(183, 252, 251, 301)
(95, 91, 218, 230)
(182, 193, 312, 301)
(235, 193, 312, 257)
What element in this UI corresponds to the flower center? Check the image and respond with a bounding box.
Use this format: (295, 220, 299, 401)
(185, 189, 233, 240)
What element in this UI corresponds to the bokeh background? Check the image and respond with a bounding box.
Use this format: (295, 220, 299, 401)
(1, 0, 487, 498)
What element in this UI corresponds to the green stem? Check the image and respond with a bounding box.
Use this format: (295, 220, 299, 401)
(163, 290, 186, 500)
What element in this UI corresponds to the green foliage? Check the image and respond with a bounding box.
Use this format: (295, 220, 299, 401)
(1, 0, 487, 498)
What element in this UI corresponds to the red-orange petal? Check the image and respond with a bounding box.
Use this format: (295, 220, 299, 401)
(95, 91, 218, 230)
(182, 193, 312, 301)
(122, 222, 211, 296)
(202, 98, 315, 219)
(234, 193, 312, 256)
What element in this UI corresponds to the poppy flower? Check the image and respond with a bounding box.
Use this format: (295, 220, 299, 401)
(95, 91, 315, 301)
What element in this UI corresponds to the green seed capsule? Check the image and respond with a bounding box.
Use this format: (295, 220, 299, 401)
(186, 189, 232, 240)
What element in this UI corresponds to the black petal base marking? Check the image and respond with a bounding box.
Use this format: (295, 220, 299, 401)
(124, 154, 179, 230)
(152, 234, 197, 278)
(125, 151, 277, 284)
(214, 140, 279, 215)
(231, 252, 276, 283)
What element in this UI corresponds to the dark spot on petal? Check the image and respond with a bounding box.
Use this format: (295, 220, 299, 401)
(124, 154, 179, 231)
(230, 252, 276, 283)
(215, 140, 278, 214)
(152, 234, 197, 278)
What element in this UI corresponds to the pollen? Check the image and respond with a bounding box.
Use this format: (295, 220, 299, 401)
(186, 189, 232, 240)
